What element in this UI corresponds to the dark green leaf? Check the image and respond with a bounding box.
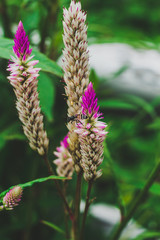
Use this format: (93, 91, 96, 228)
(38, 72, 55, 121)
(147, 118, 160, 130)
(133, 231, 160, 240)
(151, 96, 160, 107)
(34, 50, 63, 77)
(90, 69, 99, 89)
(0, 38, 63, 77)
(123, 94, 156, 118)
(114, 168, 160, 196)
(0, 122, 24, 150)
(6, 0, 22, 6)
(99, 99, 137, 110)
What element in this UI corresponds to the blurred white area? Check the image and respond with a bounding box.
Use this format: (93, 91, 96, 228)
(90, 203, 121, 225)
(80, 201, 146, 239)
(58, 43, 160, 97)
(89, 43, 160, 97)
(30, 30, 41, 45)
(89, 43, 160, 77)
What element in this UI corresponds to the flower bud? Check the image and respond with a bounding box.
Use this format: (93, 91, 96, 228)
(3, 186, 23, 210)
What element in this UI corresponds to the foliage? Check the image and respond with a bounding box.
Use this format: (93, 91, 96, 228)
(1, 0, 160, 239)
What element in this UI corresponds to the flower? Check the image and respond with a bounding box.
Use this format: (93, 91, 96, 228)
(62, 0, 89, 172)
(53, 135, 74, 178)
(75, 82, 108, 181)
(3, 186, 23, 210)
(7, 21, 49, 156)
(13, 21, 32, 60)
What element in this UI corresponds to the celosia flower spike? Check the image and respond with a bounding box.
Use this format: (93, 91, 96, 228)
(63, 1, 89, 172)
(82, 82, 102, 119)
(53, 134, 74, 178)
(75, 83, 107, 181)
(7, 21, 49, 155)
(13, 21, 32, 60)
(3, 186, 23, 210)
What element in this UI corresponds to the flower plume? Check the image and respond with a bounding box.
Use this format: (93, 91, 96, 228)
(13, 21, 32, 60)
(82, 82, 102, 119)
(7, 21, 49, 156)
(53, 135, 74, 178)
(63, 0, 89, 172)
(75, 82, 107, 181)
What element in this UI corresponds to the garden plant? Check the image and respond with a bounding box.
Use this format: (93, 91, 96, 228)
(1, 0, 160, 240)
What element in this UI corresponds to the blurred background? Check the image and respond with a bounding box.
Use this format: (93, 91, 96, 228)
(1, 0, 160, 239)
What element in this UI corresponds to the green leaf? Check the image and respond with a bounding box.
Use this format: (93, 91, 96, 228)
(0, 37, 63, 77)
(150, 182, 160, 195)
(151, 96, 160, 107)
(6, 0, 22, 6)
(38, 72, 55, 121)
(34, 49, 62, 77)
(0, 122, 24, 150)
(41, 220, 65, 234)
(123, 94, 156, 118)
(22, 3, 40, 30)
(90, 69, 99, 89)
(133, 231, 160, 240)
(99, 99, 137, 110)
(147, 118, 160, 130)
(0, 38, 12, 59)
(114, 169, 160, 196)
(0, 175, 67, 199)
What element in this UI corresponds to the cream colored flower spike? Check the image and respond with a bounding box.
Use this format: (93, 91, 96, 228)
(7, 21, 49, 156)
(62, 1, 89, 172)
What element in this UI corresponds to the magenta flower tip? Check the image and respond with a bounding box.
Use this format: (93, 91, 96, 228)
(18, 20, 23, 28)
(82, 82, 102, 118)
(61, 134, 69, 148)
(13, 21, 32, 59)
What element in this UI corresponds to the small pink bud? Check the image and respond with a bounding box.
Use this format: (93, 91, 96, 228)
(3, 186, 23, 210)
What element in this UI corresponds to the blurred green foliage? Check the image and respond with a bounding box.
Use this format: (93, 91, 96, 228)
(1, 0, 160, 239)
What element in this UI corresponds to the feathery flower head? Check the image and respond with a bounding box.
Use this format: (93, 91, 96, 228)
(82, 82, 102, 119)
(53, 134, 74, 178)
(63, 0, 89, 117)
(7, 21, 49, 156)
(13, 21, 32, 60)
(75, 83, 107, 181)
(3, 186, 23, 210)
(61, 134, 69, 148)
(63, 0, 89, 173)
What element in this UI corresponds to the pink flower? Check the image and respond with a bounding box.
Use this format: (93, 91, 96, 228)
(13, 21, 32, 60)
(53, 135, 74, 178)
(75, 83, 107, 181)
(3, 186, 23, 210)
(7, 21, 49, 156)
(81, 82, 102, 119)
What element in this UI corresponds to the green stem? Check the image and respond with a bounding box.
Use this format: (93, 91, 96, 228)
(104, 144, 126, 218)
(110, 160, 160, 240)
(73, 171, 83, 240)
(80, 180, 93, 240)
(43, 154, 74, 221)
(63, 181, 70, 239)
